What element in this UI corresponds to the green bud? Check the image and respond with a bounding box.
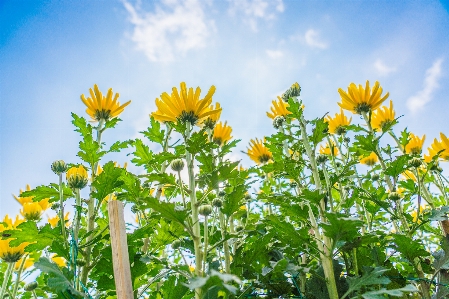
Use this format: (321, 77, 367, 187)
(77, 259, 86, 267)
(408, 157, 422, 168)
(273, 116, 285, 129)
(24, 281, 38, 292)
(172, 239, 182, 250)
(51, 160, 67, 175)
(212, 198, 223, 208)
(170, 159, 185, 172)
(371, 174, 380, 181)
(388, 192, 401, 201)
(218, 190, 226, 197)
(316, 154, 328, 164)
(199, 204, 213, 216)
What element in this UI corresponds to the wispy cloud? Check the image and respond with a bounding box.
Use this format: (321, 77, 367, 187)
(266, 49, 283, 59)
(304, 29, 328, 49)
(407, 58, 444, 113)
(373, 59, 396, 76)
(123, 0, 215, 62)
(227, 0, 284, 32)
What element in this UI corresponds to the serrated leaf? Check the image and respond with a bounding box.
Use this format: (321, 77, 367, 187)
(6, 222, 60, 252)
(309, 117, 329, 147)
(389, 234, 430, 262)
(141, 117, 165, 144)
(353, 134, 377, 153)
(20, 183, 73, 203)
(131, 139, 154, 170)
(108, 140, 130, 152)
(103, 117, 121, 130)
(78, 133, 106, 166)
(359, 284, 417, 299)
(385, 155, 410, 177)
(145, 197, 189, 227)
(320, 213, 363, 248)
(71, 113, 92, 139)
(92, 161, 125, 200)
(342, 267, 391, 299)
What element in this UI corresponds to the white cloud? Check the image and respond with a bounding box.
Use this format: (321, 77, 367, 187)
(266, 50, 283, 59)
(374, 59, 396, 76)
(304, 29, 328, 49)
(123, 0, 215, 62)
(227, 0, 284, 32)
(407, 58, 444, 113)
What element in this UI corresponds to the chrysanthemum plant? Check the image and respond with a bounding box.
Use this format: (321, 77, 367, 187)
(1, 81, 449, 299)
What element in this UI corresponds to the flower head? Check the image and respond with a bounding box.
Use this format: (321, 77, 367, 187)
(51, 255, 67, 267)
(213, 121, 233, 146)
(15, 256, 34, 271)
(427, 133, 449, 161)
(0, 239, 29, 263)
(0, 215, 25, 232)
(80, 84, 131, 122)
(13, 185, 51, 211)
(325, 108, 352, 135)
(405, 133, 426, 155)
(371, 100, 395, 131)
(338, 81, 390, 114)
(66, 165, 88, 189)
(281, 82, 301, 101)
(360, 152, 378, 166)
(151, 82, 221, 126)
(247, 138, 272, 164)
(48, 212, 70, 228)
(20, 202, 43, 221)
(202, 102, 222, 129)
(319, 143, 338, 156)
(267, 96, 292, 119)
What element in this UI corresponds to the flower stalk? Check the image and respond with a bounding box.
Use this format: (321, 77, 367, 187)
(0, 262, 14, 299)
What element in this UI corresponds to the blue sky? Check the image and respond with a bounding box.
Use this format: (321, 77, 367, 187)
(1, 0, 449, 219)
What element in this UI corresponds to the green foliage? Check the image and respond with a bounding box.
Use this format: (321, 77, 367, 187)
(20, 183, 73, 203)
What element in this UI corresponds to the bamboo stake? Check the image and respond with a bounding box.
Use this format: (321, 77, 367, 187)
(108, 200, 133, 299)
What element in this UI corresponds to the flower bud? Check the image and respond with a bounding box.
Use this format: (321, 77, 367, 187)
(218, 190, 226, 197)
(371, 174, 380, 181)
(235, 225, 244, 232)
(76, 259, 86, 267)
(388, 192, 401, 201)
(170, 159, 185, 172)
(408, 157, 422, 168)
(24, 282, 38, 292)
(281, 82, 301, 101)
(273, 116, 285, 129)
(244, 193, 252, 200)
(199, 204, 213, 216)
(172, 239, 182, 250)
(66, 166, 88, 189)
(212, 198, 223, 208)
(51, 160, 68, 175)
(316, 154, 328, 164)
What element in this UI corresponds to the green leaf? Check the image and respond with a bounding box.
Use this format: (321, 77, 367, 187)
(221, 184, 247, 217)
(78, 133, 106, 166)
(92, 161, 125, 201)
(6, 222, 60, 252)
(342, 267, 391, 299)
(389, 234, 430, 262)
(320, 213, 363, 248)
(159, 275, 189, 299)
(186, 131, 210, 156)
(360, 285, 417, 299)
(353, 134, 377, 153)
(141, 116, 165, 144)
(34, 257, 85, 296)
(71, 113, 92, 139)
(108, 140, 131, 153)
(103, 117, 121, 130)
(145, 197, 189, 227)
(131, 139, 154, 170)
(309, 117, 329, 147)
(385, 155, 410, 177)
(20, 183, 73, 203)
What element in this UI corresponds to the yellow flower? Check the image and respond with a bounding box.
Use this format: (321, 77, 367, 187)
(405, 133, 425, 155)
(359, 152, 378, 166)
(51, 255, 67, 267)
(15, 257, 34, 271)
(151, 82, 221, 126)
(80, 84, 131, 122)
(247, 138, 272, 164)
(20, 202, 43, 221)
(266, 96, 292, 119)
(402, 168, 425, 182)
(13, 184, 34, 205)
(371, 100, 395, 131)
(319, 143, 338, 156)
(0, 215, 25, 232)
(202, 102, 222, 129)
(0, 239, 29, 263)
(411, 205, 426, 223)
(213, 121, 233, 146)
(66, 165, 88, 189)
(338, 81, 390, 114)
(189, 265, 195, 273)
(48, 212, 70, 228)
(103, 193, 117, 204)
(325, 108, 352, 135)
(427, 133, 449, 161)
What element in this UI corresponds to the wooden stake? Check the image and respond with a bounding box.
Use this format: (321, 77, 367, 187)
(108, 200, 133, 299)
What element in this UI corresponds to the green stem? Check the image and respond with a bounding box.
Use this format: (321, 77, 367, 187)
(352, 248, 359, 275)
(321, 162, 334, 212)
(0, 262, 14, 299)
(178, 171, 186, 208)
(203, 215, 209, 274)
(73, 188, 82, 243)
(12, 254, 28, 298)
(220, 211, 231, 274)
(32, 290, 38, 299)
(278, 125, 290, 157)
(58, 174, 68, 248)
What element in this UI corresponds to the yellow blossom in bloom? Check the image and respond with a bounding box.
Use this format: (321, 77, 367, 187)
(427, 133, 449, 161)
(239, 205, 247, 211)
(20, 202, 43, 221)
(0, 215, 25, 232)
(319, 143, 338, 156)
(48, 212, 70, 228)
(202, 102, 222, 129)
(51, 255, 67, 267)
(359, 152, 378, 166)
(213, 121, 233, 146)
(13, 184, 34, 205)
(338, 81, 390, 114)
(405, 133, 426, 155)
(102, 193, 117, 204)
(80, 84, 131, 122)
(0, 239, 29, 263)
(66, 165, 88, 189)
(247, 138, 272, 165)
(151, 82, 221, 126)
(371, 100, 395, 132)
(266, 96, 292, 119)
(401, 168, 425, 182)
(325, 108, 352, 135)
(411, 205, 426, 223)
(15, 257, 34, 271)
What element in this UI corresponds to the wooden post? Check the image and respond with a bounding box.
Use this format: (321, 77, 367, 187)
(108, 200, 134, 299)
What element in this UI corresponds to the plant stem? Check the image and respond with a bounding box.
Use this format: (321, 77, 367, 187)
(203, 215, 209, 274)
(58, 173, 68, 248)
(220, 211, 231, 274)
(178, 171, 186, 208)
(0, 262, 14, 299)
(12, 254, 28, 298)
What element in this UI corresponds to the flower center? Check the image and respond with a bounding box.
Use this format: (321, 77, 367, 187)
(258, 154, 271, 164)
(178, 111, 199, 125)
(94, 109, 112, 121)
(355, 103, 371, 114)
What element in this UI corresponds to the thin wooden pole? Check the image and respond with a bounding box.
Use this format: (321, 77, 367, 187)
(108, 200, 134, 299)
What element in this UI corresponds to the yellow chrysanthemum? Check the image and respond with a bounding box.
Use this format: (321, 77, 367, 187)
(213, 121, 233, 146)
(371, 100, 395, 131)
(401, 168, 426, 182)
(338, 80, 390, 114)
(359, 152, 378, 166)
(51, 255, 67, 267)
(15, 257, 34, 271)
(411, 205, 426, 223)
(151, 82, 221, 126)
(48, 212, 70, 228)
(20, 202, 43, 221)
(319, 143, 338, 156)
(0, 215, 25, 233)
(427, 133, 449, 161)
(325, 108, 352, 135)
(66, 165, 88, 189)
(0, 239, 29, 263)
(80, 84, 131, 122)
(13, 185, 51, 212)
(202, 102, 222, 129)
(247, 138, 273, 165)
(266, 96, 292, 119)
(405, 133, 425, 155)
